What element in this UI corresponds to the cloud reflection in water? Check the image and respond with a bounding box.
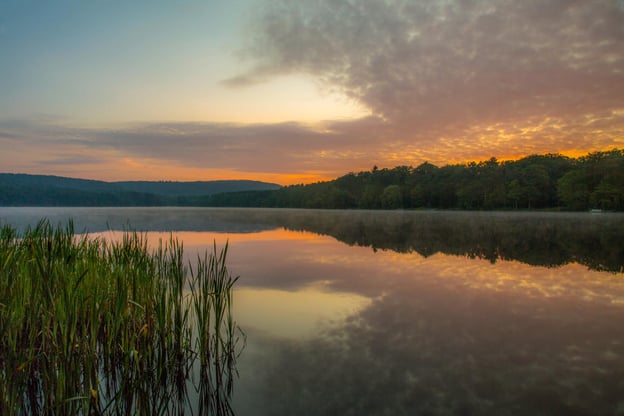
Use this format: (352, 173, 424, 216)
(166, 227, 624, 415)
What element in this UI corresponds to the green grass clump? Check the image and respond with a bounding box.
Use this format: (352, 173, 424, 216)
(0, 219, 242, 415)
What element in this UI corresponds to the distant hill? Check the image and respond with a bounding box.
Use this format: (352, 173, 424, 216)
(0, 173, 280, 206)
(1, 173, 120, 193)
(114, 180, 280, 196)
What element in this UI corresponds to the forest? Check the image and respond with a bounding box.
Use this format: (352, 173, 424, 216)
(205, 150, 624, 211)
(1, 150, 622, 210)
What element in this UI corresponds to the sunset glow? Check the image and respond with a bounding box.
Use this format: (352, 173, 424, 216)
(1, 0, 623, 184)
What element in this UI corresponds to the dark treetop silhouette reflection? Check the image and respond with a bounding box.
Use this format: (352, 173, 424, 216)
(1, 208, 622, 272)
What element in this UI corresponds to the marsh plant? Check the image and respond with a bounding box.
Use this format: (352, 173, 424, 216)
(0, 220, 243, 415)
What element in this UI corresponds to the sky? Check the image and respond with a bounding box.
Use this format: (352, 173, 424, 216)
(1, 0, 623, 185)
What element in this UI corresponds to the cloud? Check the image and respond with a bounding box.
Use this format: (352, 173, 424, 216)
(0, 117, 392, 178)
(1, 109, 623, 183)
(3, 0, 624, 181)
(220, 69, 273, 88)
(236, 0, 624, 140)
(3, 1, 624, 182)
(37, 155, 106, 166)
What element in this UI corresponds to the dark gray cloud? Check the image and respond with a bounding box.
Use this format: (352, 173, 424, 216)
(233, 0, 624, 139)
(92, 120, 387, 172)
(37, 155, 106, 166)
(0, 117, 389, 176)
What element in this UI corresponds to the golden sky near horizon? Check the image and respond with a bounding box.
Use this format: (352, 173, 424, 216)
(1, 0, 623, 185)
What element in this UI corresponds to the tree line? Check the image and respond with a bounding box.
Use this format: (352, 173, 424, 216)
(206, 150, 624, 211)
(2, 150, 622, 210)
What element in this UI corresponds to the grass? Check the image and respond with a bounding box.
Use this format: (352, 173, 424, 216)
(0, 219, 242, 415)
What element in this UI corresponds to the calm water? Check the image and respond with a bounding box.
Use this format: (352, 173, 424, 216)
(2, 207, 624, 415)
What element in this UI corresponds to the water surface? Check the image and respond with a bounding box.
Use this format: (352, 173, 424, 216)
(2, 207, 624, 415)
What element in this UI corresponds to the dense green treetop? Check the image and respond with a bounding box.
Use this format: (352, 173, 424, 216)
(206, 149, 624, 211)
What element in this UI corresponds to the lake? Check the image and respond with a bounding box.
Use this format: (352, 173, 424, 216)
(1, 207, 624, 415)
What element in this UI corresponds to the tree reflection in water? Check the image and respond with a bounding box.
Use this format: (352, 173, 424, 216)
(3, 209, 622, 272)
(270, 210, 624, 273)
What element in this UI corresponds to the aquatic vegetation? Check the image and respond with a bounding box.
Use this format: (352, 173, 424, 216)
(0, 220, 242, 415)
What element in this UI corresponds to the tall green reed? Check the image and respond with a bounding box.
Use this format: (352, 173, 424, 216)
(190, 242, 244, 416)
(0, 220, 242, 415)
